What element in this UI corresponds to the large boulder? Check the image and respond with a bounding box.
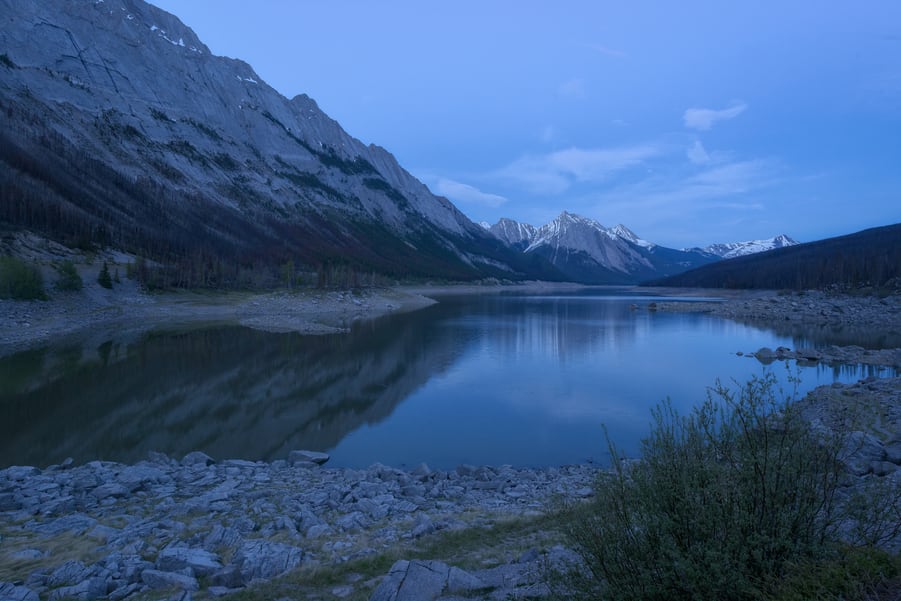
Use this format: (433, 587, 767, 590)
(157, 546, 222, 576)
(232, 540, 304, 583)
(369, 560, 485, 601)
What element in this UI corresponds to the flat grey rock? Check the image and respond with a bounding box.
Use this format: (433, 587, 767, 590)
(141, 569, 199, 591)
(288, 450, 330, 465)
(369, 560, 485, 601)
(0, 582, 40, 601)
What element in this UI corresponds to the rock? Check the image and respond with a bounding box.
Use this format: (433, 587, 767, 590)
(91, 483, 129, 500)
(108, 583, 142, 601)
(796, 348, 822, 362)
(141, 569, 199, 591)
(232, 540, 304, 582)
(288, 450, 330, 466)
(48, 561, 91, 587)
(754, 347, 776, 364)
(157, 546, 222, 576)
(210, 566, 244, 589)
(181, 452, 215, 467)
(305, 523, 332, 538)
(118, 465, 169, 492)
(208, 586, 243, 597)
(47, 577, 108, 601)
(0, 582, 39, 601)
(0, 493, 23, 511)
(844, 431, 887, 476)
(3, 466, 41, 481)
(870, 461, 898, 477)
(885, 441, 901, 465)
(369, 560, 485, 601)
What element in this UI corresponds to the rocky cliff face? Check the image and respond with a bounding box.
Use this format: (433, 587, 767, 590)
(0, 0, 536, 284)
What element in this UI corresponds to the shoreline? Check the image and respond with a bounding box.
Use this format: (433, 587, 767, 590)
(2, 377, 900, 600)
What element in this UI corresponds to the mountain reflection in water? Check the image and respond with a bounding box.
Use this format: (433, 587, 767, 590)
(1, 291, 896, 469)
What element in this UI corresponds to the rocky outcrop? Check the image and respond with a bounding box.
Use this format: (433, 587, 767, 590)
(0, 453, 598, 601)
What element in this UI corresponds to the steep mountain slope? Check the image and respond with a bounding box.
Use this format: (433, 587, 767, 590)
(0, 0, 547, 286)
(689, 234, 799, 259)
(487, 212, 718, 284)
(650, 223, 901, 290)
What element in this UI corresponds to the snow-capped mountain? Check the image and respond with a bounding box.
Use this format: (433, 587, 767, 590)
(488, 212, 718, 284)
(693, 235, 799, 259)
(488, 218, 539, 251)
(0, 0, 550, 284)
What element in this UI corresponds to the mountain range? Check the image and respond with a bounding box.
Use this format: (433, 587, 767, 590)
(0, 0, 559, 287)
(483, 213, 797, 284)
(0, 0, 799, 287)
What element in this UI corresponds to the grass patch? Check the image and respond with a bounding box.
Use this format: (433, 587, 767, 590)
(0, 531, 105, 582)
(224, 510, 568, 601)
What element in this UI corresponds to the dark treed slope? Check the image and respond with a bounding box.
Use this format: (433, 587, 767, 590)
(647, 223, 901, 290)
(0, 0, 564, 287)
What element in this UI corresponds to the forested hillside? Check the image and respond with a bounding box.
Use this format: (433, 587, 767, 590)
(647, 223, 901, 290)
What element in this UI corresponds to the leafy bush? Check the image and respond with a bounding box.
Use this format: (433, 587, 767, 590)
(54, 260, 83, 292)
(564, 374, 898, 601)
(0, 256, 46, 300)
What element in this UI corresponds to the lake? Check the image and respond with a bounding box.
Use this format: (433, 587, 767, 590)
(1, 288, 896, 469)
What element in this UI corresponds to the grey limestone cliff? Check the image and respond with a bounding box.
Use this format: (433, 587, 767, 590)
(0, 0, 534, 282)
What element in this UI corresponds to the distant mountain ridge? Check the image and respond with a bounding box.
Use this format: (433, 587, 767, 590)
(689, 234, 798, 259)
(486, 212, 722, 284)
(0, 0, 559, 286)
(650, 223, 901, 290)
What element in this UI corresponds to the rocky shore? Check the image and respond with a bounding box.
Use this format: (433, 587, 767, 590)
(0, 453, 596, 601)
(651, 290, 901, 366)
(0, 287, 436, 358)
(4, 371, 901, 601)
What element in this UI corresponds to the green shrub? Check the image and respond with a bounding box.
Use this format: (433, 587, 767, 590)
(0, 256, 46, 300)
(563, 374, 898, 601)
(54, 260, 83, 292)
(97, 261, 113, 289)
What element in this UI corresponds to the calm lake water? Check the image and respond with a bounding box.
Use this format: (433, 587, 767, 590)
(1, 289, 897, 469)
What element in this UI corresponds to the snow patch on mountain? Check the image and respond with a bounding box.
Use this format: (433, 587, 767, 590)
(691, 234, 799, 259)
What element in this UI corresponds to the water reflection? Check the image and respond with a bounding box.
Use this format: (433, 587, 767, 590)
(0, 307, 463, 467)
(1, 292, 896, 469)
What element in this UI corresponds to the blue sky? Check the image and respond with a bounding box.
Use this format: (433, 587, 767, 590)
(151, 1, 900, 248)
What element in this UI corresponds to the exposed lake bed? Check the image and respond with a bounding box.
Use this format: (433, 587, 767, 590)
(2, 285, 901, 600)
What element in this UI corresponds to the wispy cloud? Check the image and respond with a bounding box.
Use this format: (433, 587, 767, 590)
(598, 159, 777, 217)
(432, 178, 508, 208)
(558, 78, 587, 99)
(497, 145, 662, 195)
(683, 102, 747, 131)
(687, 140, 710, 164)
(584, 43, 626, 58)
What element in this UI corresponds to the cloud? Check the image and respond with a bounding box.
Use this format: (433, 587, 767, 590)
(683, 102, 747, 130)
(540, 125, 558, 143)
(584, 43, 626, 58)
(432, 178, 508, 208)
(591, 159, 778, 223)
(498, 145, 661, 195)
(558, 78, 587, 99)
(687, 140, 710, 164)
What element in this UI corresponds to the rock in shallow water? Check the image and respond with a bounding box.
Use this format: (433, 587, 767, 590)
(288, 450, 330, 465)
